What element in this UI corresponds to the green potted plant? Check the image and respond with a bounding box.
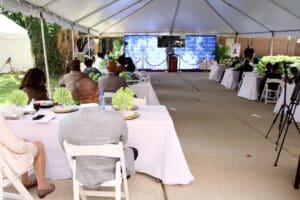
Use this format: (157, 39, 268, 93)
(212, 44, 230, 64)
(102, 39, 123, 70)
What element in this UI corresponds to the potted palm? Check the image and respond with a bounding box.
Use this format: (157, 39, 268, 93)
(101, 39, 123, 70)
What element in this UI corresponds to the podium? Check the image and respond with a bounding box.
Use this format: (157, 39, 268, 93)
(168, 55, 178, 72)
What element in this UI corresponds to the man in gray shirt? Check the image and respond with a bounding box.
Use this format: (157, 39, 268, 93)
(59, 77, 136, 188)
(98, 62, 127, 92)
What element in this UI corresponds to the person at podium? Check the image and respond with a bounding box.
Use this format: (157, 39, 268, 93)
(166, 43, 175, 68)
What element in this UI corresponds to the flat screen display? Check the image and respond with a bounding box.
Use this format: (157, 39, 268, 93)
(124, 35, 216, 70)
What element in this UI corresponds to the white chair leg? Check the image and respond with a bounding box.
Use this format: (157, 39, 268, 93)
(5, 173, 34, 200)
(0, 165, 3, 200)
(73, 180, 80, 200)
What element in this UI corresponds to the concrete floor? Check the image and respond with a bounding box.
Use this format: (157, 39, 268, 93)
(8, 72, 300, 199)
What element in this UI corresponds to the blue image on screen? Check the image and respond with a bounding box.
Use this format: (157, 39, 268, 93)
(124, 35, 216, 70)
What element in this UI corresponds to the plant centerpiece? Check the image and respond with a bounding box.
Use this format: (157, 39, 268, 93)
(119, 71, 130, 80)
(53, 87, 74, 105)
(212, 44, 230, 65)
(100, 39, 123, 69)
(8, 90, 29, 107)
(111, 87, 134, 111)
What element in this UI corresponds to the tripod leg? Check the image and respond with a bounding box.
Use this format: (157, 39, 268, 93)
(277, 105, 286, 136)
(266, 106, 284, 138)
(291, 116, 300, 134)
(275, 115, 288, 151)
(274, 117, 292, 166)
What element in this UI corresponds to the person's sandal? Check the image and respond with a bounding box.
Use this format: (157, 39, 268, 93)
(24, 179, 38, 189)
(37, 183, 55, 198)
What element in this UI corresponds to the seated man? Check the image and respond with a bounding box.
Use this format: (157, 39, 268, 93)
(98, 61, 127, 92)
(59, 77, 137, 188)
(266, 62, 282, 90)
(236, 59, 253, 82)
(59, 59, 86, 99)
(83, 58, 101, 76)
(0, 116, 55, 198)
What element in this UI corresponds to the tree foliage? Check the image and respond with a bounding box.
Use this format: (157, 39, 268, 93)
(2, 11, 62, 76)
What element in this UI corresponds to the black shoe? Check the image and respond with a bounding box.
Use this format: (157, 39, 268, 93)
(129, 147, 138, 160)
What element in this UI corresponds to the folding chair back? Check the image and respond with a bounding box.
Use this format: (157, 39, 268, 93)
(63, 141, 129, 200)
(260, 78, 282, 104)
(0, 156, 34, 200)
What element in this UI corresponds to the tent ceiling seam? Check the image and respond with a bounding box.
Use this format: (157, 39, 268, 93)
(268, 0, 300, 21)
(222, 0, 272, 32)
(100, 0, 154, 36)
(42, 0, 59, 9)
(170, 0, 181, 35)
(204, 0, 238, 34)
(74, 0, 119, 23)
(90, 0, 143, 28)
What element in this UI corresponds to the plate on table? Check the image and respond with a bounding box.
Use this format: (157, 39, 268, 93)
(51, 105, 78, 113)
(126, 80, 139, 85)
(35, 100, 55, 108)
(113, 105, 138, 111)
(122, 111, 139, 120)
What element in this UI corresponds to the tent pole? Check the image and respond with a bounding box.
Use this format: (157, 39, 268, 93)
(269, 31, 274, 59)
(87, 29, 90, 57)
(39, 12, 52, 98)
(71, 27, 75, 59)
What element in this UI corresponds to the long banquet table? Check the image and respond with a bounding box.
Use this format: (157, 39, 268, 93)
(7, 105, 194, 185)
(237, 72, 261, 100)
(274, 83, 300, 122)
(129, 81, 160, 105)
(220, 68, 240, 90)
(209, 64, 225, 82)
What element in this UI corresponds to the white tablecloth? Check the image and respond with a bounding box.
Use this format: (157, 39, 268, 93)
(237, 72, 260, 100)
(129, 82, 160, 105)
(221, 68, 240, 90)
(7, 106, 194, 185)
(274, 83, 300, 122)
(209, 64, 225, 82)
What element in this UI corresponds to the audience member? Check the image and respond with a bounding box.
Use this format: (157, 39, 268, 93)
(59, 59, 86, 99)
(59, 77, 137, 188)
(230, 57, 240, 68)
(265, 62, 273, 76)
(125, 57, 136, 73)
(94, 52, 105, 69)
(289, 67, 299, 84)
(266, 62, 282, 90)
(20, 68, 49, 103)
(98, 61, 127, 92)
(83, 58, 101, 76)
(116, 55, 126, 75)
(244, 46, 255, 60)
(0, 116, 55, 198)
(237, 59, 253, 81)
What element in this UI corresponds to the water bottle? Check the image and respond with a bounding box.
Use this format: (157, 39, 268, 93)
(100, 88, 105, 110)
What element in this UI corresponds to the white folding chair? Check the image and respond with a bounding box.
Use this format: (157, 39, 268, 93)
(133, 98, 147, 106)
(260, 78, 282, 104)
(63, 141, 129, 200)
(0, 156, 34, 200)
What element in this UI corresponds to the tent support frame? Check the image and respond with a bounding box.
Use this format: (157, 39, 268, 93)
(74, 0, 120, 23)
(204, 0, 238, 34)
(39, 11, 52, 98)
(170, 0, 181, 35)
(90, 0, 143, 29)
(221, 0, 272, 33)
(100, 0, 153, 35)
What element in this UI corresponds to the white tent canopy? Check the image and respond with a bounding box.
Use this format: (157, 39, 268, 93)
(1, 0, 300, 37)
(0, 14, 34, 73)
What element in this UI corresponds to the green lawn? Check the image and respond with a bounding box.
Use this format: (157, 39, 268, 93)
(0, 73, 59, 104)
